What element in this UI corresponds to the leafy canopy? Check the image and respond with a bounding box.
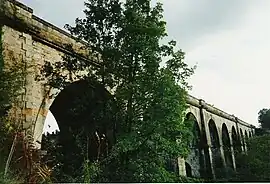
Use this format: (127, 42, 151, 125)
(258, 108, 270, 129)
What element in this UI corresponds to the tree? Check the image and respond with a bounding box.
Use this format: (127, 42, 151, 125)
(41, 0, 195, 182)
(258, 108, 270, 129)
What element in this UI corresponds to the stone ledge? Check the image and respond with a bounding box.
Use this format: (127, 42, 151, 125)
(186, 94, 253, 128)
(5, 0, 33, 13)
(32, 15, 75, 42)
(0, 0, 100, 67)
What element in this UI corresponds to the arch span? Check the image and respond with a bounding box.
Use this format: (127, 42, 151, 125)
(42, 79, 119, 178)
(244, 130, 248, 150)
(249, 131, 252, 138)
(208, 119, 223, 178)
(232, 126, 241, 169)
(222, 123, 233, 169)
(240, 129, 245, 152)
(185, 112, 204, 178)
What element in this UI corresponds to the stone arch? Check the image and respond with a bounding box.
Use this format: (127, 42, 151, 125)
(185, 113, 201, 147)
(222, 123, 233, 169)
(231, 126, 241, 153)
(240, 128, 245, 152)
(249, 131, 252, 138)
(208, 119, 223, 178)
(41, 79, 119, 178)
(232, 126, 241, 168)
(185, 112, 204, 178)
(244, 130, 248, 150)
(244, 130, 248, 138)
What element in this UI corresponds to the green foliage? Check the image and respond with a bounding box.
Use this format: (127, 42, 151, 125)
(255, 127, 269, 136)
(258, 108, 270, 129)
(41, 0, 195, 182)
(229, 135, 270, 182)
(178, 176, 205, 183)
(0, 172, 23, 184)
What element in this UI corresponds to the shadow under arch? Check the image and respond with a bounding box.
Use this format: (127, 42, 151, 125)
(248, 131, 252, 138)
(185, 112, 211, 179)
(240, 128, 245, 152)
(185, 112, 203, 178)
(244, 130, 248, 149)
(208, 119, 223, 179)
(231, 126, 241, 152)
(42, 78, 120, 179)
(231, 126, 241, 169)
(221, 123, 233, 169)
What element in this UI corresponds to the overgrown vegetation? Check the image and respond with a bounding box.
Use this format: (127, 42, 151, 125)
(227, 135, 270, 182)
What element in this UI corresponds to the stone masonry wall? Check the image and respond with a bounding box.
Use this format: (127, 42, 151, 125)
(0, 0, 99, 147)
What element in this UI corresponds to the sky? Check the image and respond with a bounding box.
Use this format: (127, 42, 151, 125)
(18, 0, 270, 132)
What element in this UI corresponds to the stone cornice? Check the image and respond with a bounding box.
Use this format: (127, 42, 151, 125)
(0, 0, 100, 67)
(186, 94, 255, 129)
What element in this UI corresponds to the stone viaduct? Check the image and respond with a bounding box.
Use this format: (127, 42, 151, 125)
(0, 0, 255, 180)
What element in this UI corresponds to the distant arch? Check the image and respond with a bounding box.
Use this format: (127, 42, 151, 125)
(222, 124, 233, 169)
(231, 126, 241, 152)
(244, 130, 248, 138)
(208, 120, 220, 148)
(185, 113, 201, 148)
(240, 129, 245, 152)
(232, 126, 241, 168)
(184, 112, 204, 178)
(249, 131, 252, 138)
(208, 119, 223, 178)
(244, 130, 248, 150)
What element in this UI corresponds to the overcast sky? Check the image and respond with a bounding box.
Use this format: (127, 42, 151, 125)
(18, 0, 270, 132)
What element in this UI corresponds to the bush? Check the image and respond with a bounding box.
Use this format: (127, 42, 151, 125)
(229, 135, 270, 182)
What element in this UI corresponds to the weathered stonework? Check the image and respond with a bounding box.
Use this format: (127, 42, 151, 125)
(0, 0, 98, 145)
(183, 95, 255, 179)
(0, 0, 256, 179)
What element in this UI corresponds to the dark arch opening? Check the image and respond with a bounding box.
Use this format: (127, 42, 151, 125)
(185, 113, 204, 178)
(232, 126, 241, 153)
(208, 120, 223, 178)
(245, 130, 248, 150)
(195, 113, 212, 179)
(232, 126, 241, 169)
(187, 113, 200, 148)
(41, 79, 119, 180)
(240, 129, 245, 152)
(249, 131, 252, 138)
(222, 124, 233, 169)
(185, 162, 192, 177)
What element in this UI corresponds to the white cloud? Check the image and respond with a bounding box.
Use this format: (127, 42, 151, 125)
(185, 1, 270, 126)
